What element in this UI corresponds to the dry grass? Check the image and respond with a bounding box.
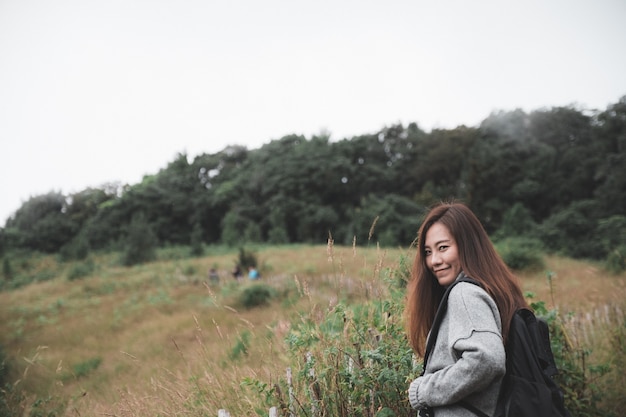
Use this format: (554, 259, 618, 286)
(518, 255, 626, 311)
(1, 245, 624, 416)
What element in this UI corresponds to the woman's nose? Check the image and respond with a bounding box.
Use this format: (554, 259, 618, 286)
(431, 252, 442, 264)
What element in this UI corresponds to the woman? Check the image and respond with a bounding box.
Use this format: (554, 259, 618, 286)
(406, 202, 528, 416)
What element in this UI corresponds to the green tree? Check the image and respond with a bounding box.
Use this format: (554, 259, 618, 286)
(2, 257, 12, 281)
(4, 192, 78, 253)
(122, 213, 158, 266)
(409, 125, 478, 203)
(527, 106, 598, 212)
(189, 221, 204, 257)
(221, 210, 248, 247)
(493, 202, 537, 240)
(348, 194, 423, 246)
(537, 200, 605, 259)
(593, 96, 626, 216)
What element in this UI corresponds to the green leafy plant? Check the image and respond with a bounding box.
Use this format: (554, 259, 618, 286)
(229, 331, 251, 360)
(237, 247, 258, 270)
(66, 258, 95, 281)
(189, 221, 204, 257)
(605, 245, 626, 274)
(122, 213, 158, 266)
(244, 267, 416, 417)
(2, 258, 13, 281)
(71, 357, 102, 379)
(238, 284, 274, 309)
(495, 237, 545, 271)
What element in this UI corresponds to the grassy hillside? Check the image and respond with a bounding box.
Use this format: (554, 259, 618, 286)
(1, 244, 625, 416)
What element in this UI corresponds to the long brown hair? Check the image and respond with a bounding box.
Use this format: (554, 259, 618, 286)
(405, 202, 528, 357)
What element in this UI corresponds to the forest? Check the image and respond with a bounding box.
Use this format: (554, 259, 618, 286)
(1, 96, 625, 270)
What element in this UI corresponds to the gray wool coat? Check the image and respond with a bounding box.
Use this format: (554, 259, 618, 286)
(409, 273, 506, 416)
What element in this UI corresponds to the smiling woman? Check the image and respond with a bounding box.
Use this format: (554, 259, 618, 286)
(405, 202, 529, 417)
(423, 222, 461, 287)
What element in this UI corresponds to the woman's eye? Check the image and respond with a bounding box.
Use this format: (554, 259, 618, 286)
(424, 249, 432, 256)
(438, 245, 448, 251)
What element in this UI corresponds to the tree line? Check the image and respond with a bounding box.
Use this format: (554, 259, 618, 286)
(1, 96, 625, 266)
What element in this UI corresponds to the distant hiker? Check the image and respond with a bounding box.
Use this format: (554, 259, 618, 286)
(248, 266, 260, 280)
(405, 202, 529, 416)
(208, 267, 219, 283)
(232, 264, 243, 280)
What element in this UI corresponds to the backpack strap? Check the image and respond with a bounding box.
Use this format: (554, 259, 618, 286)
(422, 275, 492, 417)
(422, 275, 480, 373)
(459, 401, 490, 417)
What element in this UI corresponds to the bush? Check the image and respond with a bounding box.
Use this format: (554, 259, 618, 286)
(536, 200, 605, 259)
(389, 253, 411, 289)
(122, 213, 157, 266)
(605, 245, 626, 274)
(66, 259, 95, 281)
(237, 247, 258, 270)
(189, 222, 204, 257)
(597, 215, 626, 258)
(229, 330, 251, 360)
(495, 237, 545, 271)
(2, 258, 12, 281)
(71, 357, 102, 379)
(238, 284, 274, 309)
(58, 233, 90, 262)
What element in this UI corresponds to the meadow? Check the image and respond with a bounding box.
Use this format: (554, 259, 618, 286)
(1, 243, 625, 416)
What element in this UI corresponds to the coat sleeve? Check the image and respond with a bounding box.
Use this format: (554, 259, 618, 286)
(411, 284, 506, 408)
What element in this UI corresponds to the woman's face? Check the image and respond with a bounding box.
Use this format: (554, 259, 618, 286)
(424, 222, 461, 287)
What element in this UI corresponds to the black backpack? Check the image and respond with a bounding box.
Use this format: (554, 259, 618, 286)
(422, 277, 571, 417)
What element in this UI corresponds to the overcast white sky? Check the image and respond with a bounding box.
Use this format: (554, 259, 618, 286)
(1, 0, 625, 225)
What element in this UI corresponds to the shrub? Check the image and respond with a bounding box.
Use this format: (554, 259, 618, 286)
(122, 213, 157, 266)
(67, 259, 95, 281)
(495, 237, 545, 271)
(237, 247, 258, 270)
(71, 357, 102, 379)
(2, 258, 12, 281)
(597, 215, 626, 259)
(605, 245, 626, 274)
(536, 200, 605, 259)
(388, 253, 411, 289)
(189, 221, 204, 257)
(58, 233, 90, 262)
(229, 330, 251, 360)
(238, 284, 274, 309)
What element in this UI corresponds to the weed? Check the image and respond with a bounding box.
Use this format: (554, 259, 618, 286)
(70, 357, 102, 379)
(605, 245, 626, 274)
(238, 284, 274, 309)
(229, 331, 251, 360)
